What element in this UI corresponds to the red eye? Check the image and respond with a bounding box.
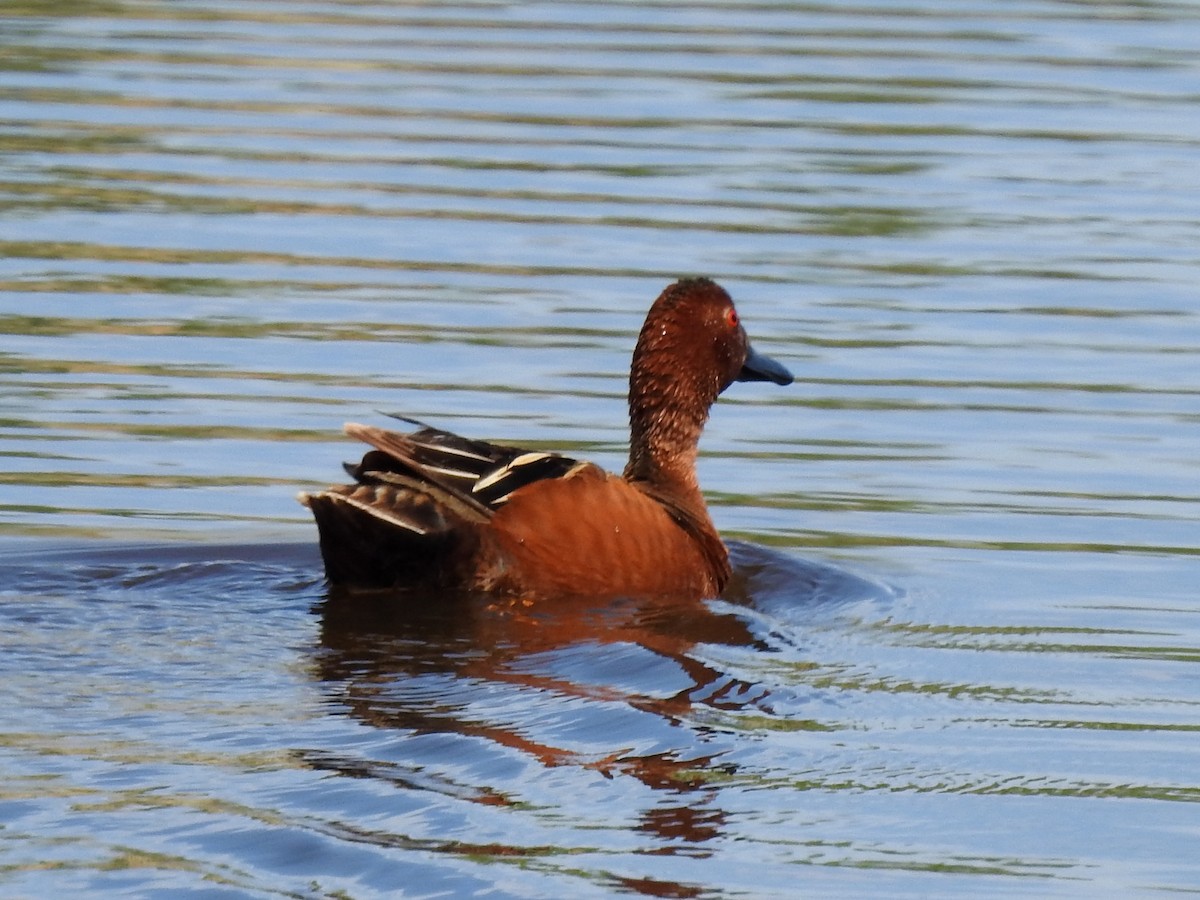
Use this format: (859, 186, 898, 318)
(724, 307, 739, 328)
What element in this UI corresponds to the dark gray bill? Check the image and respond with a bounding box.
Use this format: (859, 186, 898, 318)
(737, 344, 793, 385)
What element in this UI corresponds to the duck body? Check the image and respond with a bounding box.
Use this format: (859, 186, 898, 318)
(300, 278, 792, 599)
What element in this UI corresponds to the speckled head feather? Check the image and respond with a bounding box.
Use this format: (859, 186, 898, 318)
(624, 278, 789, 492)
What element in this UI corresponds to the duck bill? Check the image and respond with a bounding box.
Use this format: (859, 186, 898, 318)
(737, 343, 793, 385)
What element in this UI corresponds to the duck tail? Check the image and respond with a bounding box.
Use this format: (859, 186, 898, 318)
(299, 480, 482, 590)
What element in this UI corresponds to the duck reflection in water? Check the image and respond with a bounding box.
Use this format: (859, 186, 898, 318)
(311, 558, 764, 868)
(310, 540, 888, 897)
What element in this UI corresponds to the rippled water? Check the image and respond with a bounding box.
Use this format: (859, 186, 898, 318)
(2, 2, 1198, 896)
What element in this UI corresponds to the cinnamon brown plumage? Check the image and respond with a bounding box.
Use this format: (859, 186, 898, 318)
(299, 278, 792, 598)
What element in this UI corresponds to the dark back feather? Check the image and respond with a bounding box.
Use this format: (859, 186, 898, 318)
(345, 421, 586, 513)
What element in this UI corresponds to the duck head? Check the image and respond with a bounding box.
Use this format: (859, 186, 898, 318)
(625, 278, 792, 489)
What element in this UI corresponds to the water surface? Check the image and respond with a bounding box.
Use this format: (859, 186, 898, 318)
(1, 2, 1198, 896)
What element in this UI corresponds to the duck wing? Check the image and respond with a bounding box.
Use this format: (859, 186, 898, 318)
(344, 421, 587, 512)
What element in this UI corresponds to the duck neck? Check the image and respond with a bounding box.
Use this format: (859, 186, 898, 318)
(623, 381, 711, 507)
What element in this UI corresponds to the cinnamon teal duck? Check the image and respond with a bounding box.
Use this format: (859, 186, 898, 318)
(299, 277, 793, 598)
